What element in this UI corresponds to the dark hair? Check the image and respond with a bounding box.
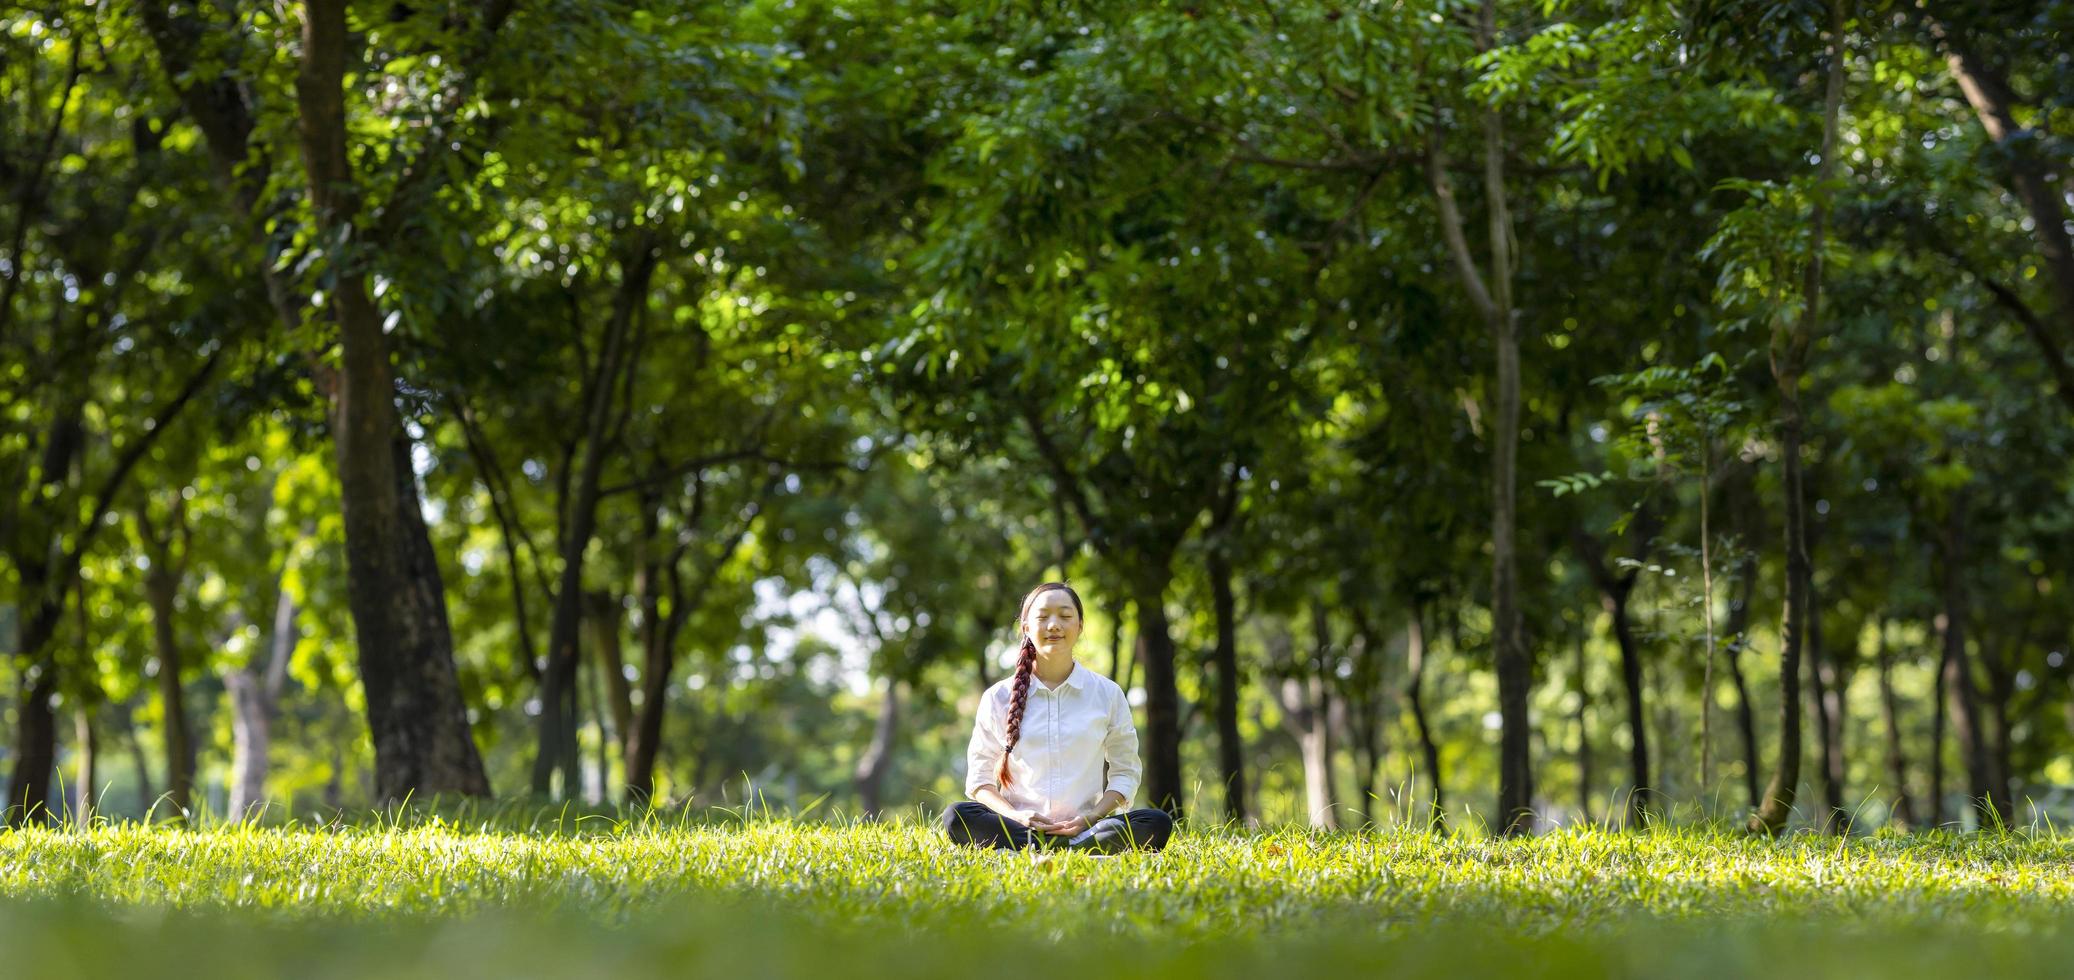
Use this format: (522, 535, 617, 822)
(996, 581, 1084, 789)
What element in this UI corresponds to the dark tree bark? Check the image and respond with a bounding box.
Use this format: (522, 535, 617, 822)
(1108, 609, 1126, 689)
(586, 590, 634, 756)
(296, 0, 489, 801)
(1609, 588, 1653, 828)
(1873, 617, 1917, 828)
(137, 498, 197, 815)
(1749, 0, 1843, 837)
(7, 635, 60, 825)
(1750, 315, 1812, 836)
(1980, 629, 2019, 824)
(1208, 545, 1247, 824)
(1803, 565, 1846, 833)
(1572, 526, 1655, 828)
(1130, 563, 1185, 816)
(1929, 606, 1951, 827)
(624, 491, 684, 806)
(1937, 497, 2010, 825)
(1801, 481, 1848, 832)
(114, 701, 156, 812)
(1342, 610, 1392, 830)
(1404, 601, 1445, 827)
(622, 494, 680, 805)
(1722, 557, 1763, 812)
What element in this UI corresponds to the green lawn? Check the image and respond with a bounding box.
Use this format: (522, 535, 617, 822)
(5, 814, 2074, 977)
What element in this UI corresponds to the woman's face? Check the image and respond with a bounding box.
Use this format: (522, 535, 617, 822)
(1024, 589, 1083, 658)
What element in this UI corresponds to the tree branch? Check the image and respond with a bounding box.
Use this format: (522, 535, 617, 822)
(52, 347, 223, 603)
(1016, 400, 1102, 548)
(1423, 129, 1499, 323)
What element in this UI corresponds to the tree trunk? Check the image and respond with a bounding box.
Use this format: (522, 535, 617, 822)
(620, 477, 766, 806)
(1929, 607, 1951, 827)
(1723, 556, 1763, 812)
(1108, 609, 1126, 687)
(71, 704, 96, 826)
(1314, 605, 1342, 829)
(1873, 617, 1916, 828)
(1404, 603, 1445, 826)
(623, 629, 672, 807)
(853, 678, 900, 819)
(224, 675, 270, 819)
(145, 0, 491, 802)
(1748, 0, 1843, 837)
(532, 247, 656, 797)
(1981, 634, 2017, 824)
(623, 497, 671, 805)
(587, 591, 633, 755)
(227, 586, 297, 820)
(1424, 0, 1529, 835)
(1603, 588, 1653, 828)
(1573, 626, 1593, 824)
(1119, 601, 1139, 697)
(1698, 449, 1717, 795)
(583, 650, 608, 803)
(1208, 548, 1247, 824)
(1474, 0, 1533, 838)
(1341, 613, 1390, 830)
(1278, 669, 1338, 829)
(7, 654, 58, 825)
(1749, 380, 1810, 837)
(114, 701, 156, 813)
(1131, 565, 1184, 816)
(1938, 498, 2008, 825)
(137, 0, 484, 805)
(295, 0, 489, 802)
(143, 553, 196, 815)
(1804, 589, 1845, 832)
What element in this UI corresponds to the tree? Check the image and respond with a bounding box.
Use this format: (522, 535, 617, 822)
(1703, 0, 1849, 836)
(135, 0, 498, 800)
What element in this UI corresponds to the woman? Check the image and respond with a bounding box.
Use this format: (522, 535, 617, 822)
(940, 581, 1174, 853)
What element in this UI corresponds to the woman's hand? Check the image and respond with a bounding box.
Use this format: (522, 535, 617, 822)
(1039, 813, 1092, 836)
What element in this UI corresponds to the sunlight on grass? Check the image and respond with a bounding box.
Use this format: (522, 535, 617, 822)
(6, 815, 2074, 977)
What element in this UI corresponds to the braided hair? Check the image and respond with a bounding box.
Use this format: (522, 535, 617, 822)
(996, 581, 1083, 789)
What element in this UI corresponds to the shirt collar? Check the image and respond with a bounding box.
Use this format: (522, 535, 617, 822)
(1037, 661, 1087, 693)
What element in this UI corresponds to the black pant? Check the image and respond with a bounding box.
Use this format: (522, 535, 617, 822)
(941, 801, 1174, 853)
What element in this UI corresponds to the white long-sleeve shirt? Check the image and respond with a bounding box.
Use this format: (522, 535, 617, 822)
(963, 660, 1141, 823)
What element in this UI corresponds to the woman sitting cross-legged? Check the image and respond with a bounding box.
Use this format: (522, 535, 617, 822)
(941, 581, 1174, 854)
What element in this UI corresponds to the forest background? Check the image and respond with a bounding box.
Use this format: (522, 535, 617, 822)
(4, 0, 2071, 839)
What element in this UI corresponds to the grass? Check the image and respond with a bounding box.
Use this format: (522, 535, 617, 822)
(6, 810, 2074, 977)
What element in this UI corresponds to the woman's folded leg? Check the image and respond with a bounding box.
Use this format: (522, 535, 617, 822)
(1067, 807, 1174, 853)
(941, 801, 1034, 849)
